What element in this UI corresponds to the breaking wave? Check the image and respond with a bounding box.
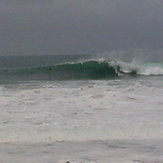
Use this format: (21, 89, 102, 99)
(0, 59, 163, 81)
(19, 61, 119, 80)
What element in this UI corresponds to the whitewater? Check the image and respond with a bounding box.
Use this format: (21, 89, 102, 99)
(0, 55, 163, 163)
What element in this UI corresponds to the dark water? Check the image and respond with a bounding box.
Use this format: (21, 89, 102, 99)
(0, 55, 96, 81)
(0, 55, 90, 69)
(0, 55, 162, 82)
(0, 55, 121, 81)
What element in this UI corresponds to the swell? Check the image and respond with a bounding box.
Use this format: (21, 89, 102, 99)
(20, 61, 119, 80)
(1, 59, 163, 81)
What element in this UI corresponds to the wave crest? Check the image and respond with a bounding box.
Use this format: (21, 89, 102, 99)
(1, 59, 163, 81)
(27, 61, 118, 80)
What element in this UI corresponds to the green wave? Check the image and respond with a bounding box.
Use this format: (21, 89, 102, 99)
(0, 60, 139, 81)
(24, 61, 118, 80)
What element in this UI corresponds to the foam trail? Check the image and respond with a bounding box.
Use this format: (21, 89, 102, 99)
(139, 65, 163, 75)
(111, 60, 163, 76)
(0, 78, 163, 144)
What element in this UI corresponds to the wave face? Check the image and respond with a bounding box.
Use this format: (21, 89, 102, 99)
(0, 61, 119, 81)
(0, 56, 163, 81)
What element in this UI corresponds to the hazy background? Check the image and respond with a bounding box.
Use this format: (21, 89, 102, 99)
(0, 0, 162, 59)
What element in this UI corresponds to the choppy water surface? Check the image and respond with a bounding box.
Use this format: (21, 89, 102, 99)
(0, 77, 163, 162)
(0, 55, 163, 162)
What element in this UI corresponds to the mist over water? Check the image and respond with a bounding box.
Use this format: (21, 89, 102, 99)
(96, 49, 163, 62)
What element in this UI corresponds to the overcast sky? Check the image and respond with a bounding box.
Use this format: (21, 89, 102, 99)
(0, 0, 162, 55)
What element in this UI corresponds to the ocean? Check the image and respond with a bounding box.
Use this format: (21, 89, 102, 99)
(0, 55, 163, 163)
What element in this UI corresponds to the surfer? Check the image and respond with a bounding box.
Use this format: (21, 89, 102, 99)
(47, 67, 53, 80)
(117, 66, 126, 74)
(48, 67, 52, 72)
(116, 66, 137, 75)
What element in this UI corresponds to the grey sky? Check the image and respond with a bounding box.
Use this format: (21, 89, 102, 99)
(0, 0, 162, 55)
